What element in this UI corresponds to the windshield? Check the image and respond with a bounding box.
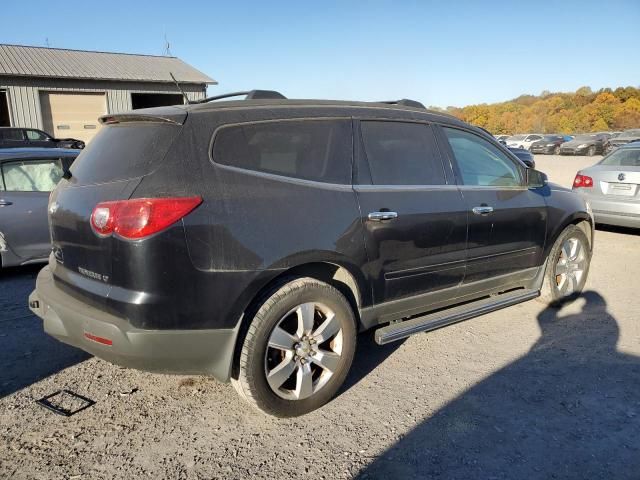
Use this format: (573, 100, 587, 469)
(542, 135, 559, 141)
(617, 130, 640, 139)
(508, 135, 526, 140)
(600, 148, 640, 167)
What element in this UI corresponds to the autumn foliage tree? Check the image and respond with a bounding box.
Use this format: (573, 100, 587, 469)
(448, 86, 640, 134)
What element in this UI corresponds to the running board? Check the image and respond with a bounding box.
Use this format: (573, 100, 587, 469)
(374, 289, 539, 345)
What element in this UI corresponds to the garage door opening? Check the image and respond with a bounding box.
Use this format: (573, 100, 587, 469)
(0, 91, 10, 126)
(131, 93, 185, 110)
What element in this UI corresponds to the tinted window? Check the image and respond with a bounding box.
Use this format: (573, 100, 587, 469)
(26, 129, 49, 141)
(360, 121, 445, 185)
(70, 123, 180, 185)
(443, 127, 522, 187)
(2, 159, 63, 192)
(0, 129, 23, 141)
(212, 120, 351, 184)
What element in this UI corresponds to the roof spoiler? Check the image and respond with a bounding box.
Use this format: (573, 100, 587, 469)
(99, 113, 184, 126)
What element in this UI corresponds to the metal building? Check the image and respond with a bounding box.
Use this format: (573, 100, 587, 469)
(0, 44, 216, 143)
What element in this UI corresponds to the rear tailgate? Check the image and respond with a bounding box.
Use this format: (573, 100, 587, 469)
(49, 111, 185, 306)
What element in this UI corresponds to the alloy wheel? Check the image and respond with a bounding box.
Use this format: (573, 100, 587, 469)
(264, 302, 343, 400)
(554, 237, 587, 297)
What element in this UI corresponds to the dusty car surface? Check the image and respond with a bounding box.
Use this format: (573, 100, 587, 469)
(0, 148, 79, 268)
(573, 143, 640, 228)
(29, 92, 594, 417)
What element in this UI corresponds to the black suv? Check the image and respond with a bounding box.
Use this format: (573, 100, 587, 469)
(29, 92, 594, 417)
(0, 127, 85, 149)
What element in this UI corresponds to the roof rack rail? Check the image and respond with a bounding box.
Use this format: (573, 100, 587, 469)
(379, 99, 425, 109)
(195, 90, 287, 104)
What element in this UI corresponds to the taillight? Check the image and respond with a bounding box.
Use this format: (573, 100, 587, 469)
(573, 174, 593, 188)
(90, 196, 202, 239)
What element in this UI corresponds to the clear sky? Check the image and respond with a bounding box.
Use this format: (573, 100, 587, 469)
(1, 0, 638, 107)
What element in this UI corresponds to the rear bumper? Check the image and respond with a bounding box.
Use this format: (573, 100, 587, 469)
(29, 266, 240, 381)
(577, 193, 640, 228)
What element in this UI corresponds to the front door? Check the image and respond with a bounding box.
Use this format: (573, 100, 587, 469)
(438, 126, 547, 284)
(354, 120, 468, 306)
(0, 157, 64, 261)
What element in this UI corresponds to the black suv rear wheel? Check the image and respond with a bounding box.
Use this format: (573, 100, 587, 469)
(232, 277, 357, 417)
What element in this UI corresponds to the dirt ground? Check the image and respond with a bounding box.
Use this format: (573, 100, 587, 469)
(1, 155, 639, 479)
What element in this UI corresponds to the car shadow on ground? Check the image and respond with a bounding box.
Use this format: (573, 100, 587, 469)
(0, 265, 90, 398)
(356, 291, 640, 479)
(338, 330, 406, 396)
(596, 224, 640, 236)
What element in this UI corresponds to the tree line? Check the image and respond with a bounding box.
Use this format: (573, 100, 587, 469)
(435, 86, 640, 135)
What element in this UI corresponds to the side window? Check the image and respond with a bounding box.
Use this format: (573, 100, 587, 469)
(359, 121, 446, 185)
(0, 129, 24, 141)
(212, 119, 351, 184)
(26, 129, 49, 141)
(2, 159, 63, 192)
(443, 127, 522, 187)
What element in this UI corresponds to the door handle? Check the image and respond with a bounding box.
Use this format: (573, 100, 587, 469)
(368, 211, 398, 221)
(0, 199, 13, 206)
(472, 206, 494, 215)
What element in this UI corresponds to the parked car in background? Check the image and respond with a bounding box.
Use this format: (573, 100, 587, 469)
(572, 143, 640, 228)
(0, 148, 79, 268)
(563, 135, 574, 142)
(29, 93, 593, 417)
(560, 133, 610, 156)
(494, 134, 510, 142)
(0, 127, 85, 150)
(530, 135, 567, 155)
(508, 147, 535, 168)
(506, 134, 544, 151)
(605, 129, 640, 153)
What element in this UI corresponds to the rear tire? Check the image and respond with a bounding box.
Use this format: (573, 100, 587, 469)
(554, 145, 560, 155)
(539, 225, 591, 307)
(232, 277, 357, 417)
(587, 145, 596, 156)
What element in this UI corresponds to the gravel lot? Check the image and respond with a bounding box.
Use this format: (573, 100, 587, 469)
(1, 155, 639, 479)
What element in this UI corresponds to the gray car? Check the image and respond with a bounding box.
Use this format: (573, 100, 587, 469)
(0, 148, 78, 268)
(572, 143, 640, 228)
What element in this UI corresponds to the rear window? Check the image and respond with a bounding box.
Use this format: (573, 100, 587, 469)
(70, 123, 181, 184)
(600, 148, 640, 167)
(212, 119, 352, 184)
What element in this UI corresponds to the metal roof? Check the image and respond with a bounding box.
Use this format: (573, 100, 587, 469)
(0, 44, 216, 85)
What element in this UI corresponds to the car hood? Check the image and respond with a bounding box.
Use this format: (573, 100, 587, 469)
(563, 139, 597, 147)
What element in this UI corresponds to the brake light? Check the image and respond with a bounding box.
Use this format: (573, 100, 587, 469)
(90, 196, 202, 239)
(573, 174, 593, 188)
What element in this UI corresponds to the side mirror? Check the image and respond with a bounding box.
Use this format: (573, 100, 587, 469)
(527, 169, 548, 188)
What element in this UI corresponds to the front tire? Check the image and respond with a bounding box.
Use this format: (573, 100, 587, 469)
(233, 277, 357, 417)
(587, 145, 596, 156)
(554, 145, 560, 155)
(539, 225, 591, 306)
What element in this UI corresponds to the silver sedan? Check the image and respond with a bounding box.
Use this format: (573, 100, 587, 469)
(572, 143, 640, 228)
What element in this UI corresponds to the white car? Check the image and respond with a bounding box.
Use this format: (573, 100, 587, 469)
(506, 134, 544, 150)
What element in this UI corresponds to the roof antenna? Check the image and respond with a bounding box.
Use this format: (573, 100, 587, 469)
(45, 37, 50, 48)
(169, 72, 191, 105)
(163, 33, 172, 56)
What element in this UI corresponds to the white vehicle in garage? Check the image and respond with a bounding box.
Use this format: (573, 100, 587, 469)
(506, 133, 544, 151)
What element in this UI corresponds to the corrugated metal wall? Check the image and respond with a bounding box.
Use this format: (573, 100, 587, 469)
(0, 76, 206, 128)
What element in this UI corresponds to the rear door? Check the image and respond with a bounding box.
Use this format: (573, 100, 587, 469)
(438, 126, 547, 283)
(0, 157, 64, 261)
(354, 120, 467, 305)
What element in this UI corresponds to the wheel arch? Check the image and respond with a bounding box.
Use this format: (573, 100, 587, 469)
(545, 212, 593, 259)
(229, 259, 369, 380)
